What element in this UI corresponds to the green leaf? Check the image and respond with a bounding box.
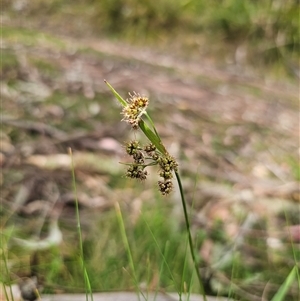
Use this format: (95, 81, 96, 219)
(271, 265, 298, 301)
(144, 111, 161, 140)
(139, 119, 166, 155)
(104, 80, 127, 107)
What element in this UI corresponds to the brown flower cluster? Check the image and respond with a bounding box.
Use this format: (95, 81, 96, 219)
(122, 92, 149, 129)
(157, 154, 178, 195)
(124, 140, 178, 195)
(124, 140, 147, 180)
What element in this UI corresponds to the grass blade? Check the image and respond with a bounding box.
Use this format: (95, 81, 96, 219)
(104, 80, 127, 106)
(141, 213, 182, 300)
(114, 202, 146, 301)
(1, 229, 15, 301)
(271, 265, 298, 301)
(139, 119, 166, 155)
(144, 112, 162, 141)
(69, 148, 94, 301)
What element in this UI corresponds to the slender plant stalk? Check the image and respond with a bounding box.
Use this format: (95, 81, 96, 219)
(69, 148, 94, 301)
(1, 283, 11, 301)
(175, 172, 207, 301)
(1, 234, 15, 301)
(105, 80, 207, 299)
(145, 110, 207, 299)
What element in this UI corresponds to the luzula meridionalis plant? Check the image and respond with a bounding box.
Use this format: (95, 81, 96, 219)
(105, 80, 207, 300)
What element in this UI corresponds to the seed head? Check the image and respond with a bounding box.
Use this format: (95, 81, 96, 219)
(144, 143, 156, 154)
(126, 164, 147, 181)
(133, 151, 144, 164)
(158, 179, 173, 195)
(158, 154, 178, 173)
(159, 170, 173, 179)
(125, 140, 140, 156)
(122, 92, 149, 129)
(151, 152, 159, 161)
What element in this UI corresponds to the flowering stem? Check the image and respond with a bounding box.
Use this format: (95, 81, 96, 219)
(105, 81, 207, 297)
(175, 171, 207, 301)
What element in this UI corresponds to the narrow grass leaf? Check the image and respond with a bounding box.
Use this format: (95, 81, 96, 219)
(114, 202, 146, 301)
(104, 80, 127, 107)
(271, 265, 297, 301)
(69, 148, 94, 301)
(154, 241, 170, 301)
(1, 229, 15, 301)
(144, 112, 161, 141)
(139, 119, 166, 155)
(1, 283, 11, 301)
(141, 213, 182, 299)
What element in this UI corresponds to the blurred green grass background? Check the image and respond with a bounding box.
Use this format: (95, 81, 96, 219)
(4, 0, 299, 75)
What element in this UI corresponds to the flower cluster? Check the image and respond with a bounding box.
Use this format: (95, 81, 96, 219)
(158, 179, 173, 196)
(125, 164, 147, 180)
(124, 141, 178, 195)
(157, 154, 178, 195)
(124, 141, 147, 181)
(122, 92, 149, 129)
(125, 140, 145, 164)
(119, 90, 179, 195)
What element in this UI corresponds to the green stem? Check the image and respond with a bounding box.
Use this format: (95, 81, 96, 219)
(175, 171, 207, 301)
(1, 248, 14, 301)
(69, 148, 94, 301)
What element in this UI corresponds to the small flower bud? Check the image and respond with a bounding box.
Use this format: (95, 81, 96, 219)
(125, 140, 140, 156)
(133, 151, 144, 164)
(159, 170, 173, 179)
(144, 143, 156, 154)
(126, 164, 147, 181)
(152, 152, 159, 161)
(158, 179, 173, 195)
